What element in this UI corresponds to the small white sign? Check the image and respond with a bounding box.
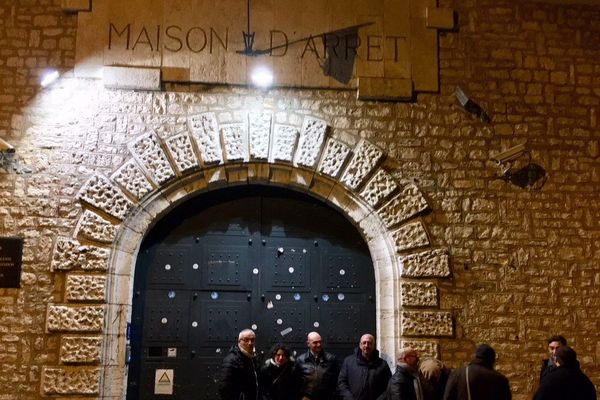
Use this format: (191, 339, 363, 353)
(154, 369, 174, 395)
(167, 347, 177, 357)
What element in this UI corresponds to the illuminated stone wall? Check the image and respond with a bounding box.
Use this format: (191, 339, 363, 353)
(0, 1, 600, 399)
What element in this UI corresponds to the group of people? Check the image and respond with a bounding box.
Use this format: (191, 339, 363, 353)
(218, 329, 597, 400)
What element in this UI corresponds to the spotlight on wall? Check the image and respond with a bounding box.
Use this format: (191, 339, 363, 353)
(0, 138, 15, 153)
(490, 143, 548, 190)
(40, 70, 60, 87)
(455, 86, 491, 123)
(250, 66, 274, 89)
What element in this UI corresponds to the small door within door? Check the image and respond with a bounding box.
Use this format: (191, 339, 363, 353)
(126, 185, 376, 400)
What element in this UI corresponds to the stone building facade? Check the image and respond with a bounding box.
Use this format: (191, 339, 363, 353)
(1, 0, 599, 399)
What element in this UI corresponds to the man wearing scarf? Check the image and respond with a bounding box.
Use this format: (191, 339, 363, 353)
(219, 329, 260, 400)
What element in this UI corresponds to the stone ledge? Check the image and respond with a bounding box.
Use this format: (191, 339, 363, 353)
(357, 77, 413, 101)
(103, 66, 161, 91)
(61, 0, 91, 12)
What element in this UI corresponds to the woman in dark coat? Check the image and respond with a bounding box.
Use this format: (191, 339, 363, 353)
(259, 343, 299, 400)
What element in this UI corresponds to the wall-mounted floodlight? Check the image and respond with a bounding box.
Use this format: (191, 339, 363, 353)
(490, 142, 547, 190)
(40, 70, 60, 87)
(250, 66, 274, 89)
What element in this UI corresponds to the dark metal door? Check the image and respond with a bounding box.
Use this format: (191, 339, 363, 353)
(127, 186, 376, 400)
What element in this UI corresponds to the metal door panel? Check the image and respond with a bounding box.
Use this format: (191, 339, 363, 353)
(322, 252, 365, 290)
(201, 245, 251, 289)
(144, 290, 190, 344)
(262, 245, 310, 289)
(257, 302, 309, 343)
(147, 248, 187, 287)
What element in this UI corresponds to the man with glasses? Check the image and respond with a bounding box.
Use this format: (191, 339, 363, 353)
(381, 347, 424, 400)
(219, 328, 260, 400)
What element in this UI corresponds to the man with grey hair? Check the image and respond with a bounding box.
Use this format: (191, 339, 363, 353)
(382, 347, 424, 400)
(219, 328, 260, 400)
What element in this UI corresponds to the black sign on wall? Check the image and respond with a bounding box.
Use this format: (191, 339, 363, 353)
(0, 237, 23, 288)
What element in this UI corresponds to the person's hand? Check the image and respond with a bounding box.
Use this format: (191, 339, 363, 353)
(302, 397, 311, 400)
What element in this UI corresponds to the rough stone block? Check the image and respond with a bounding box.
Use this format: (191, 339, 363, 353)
(248, 111, 272, 160)
(111, 159, 154, 201)
(65, 274, 107, 302)
(51, 237, 109, 271)
(189, 113, 223, 165)
(401, 310, 453, 337)
(42, 366, 101, 394)
(295, 117, 327, 169)
(103, 66, 160, 91)
(400, 281, 438, 307)
(164, 132, 200, 173)
(129, 132, 176, 185)
(77, 174, 134, 221)
(357, 77, 413, 101)
(271, 125, 299, 163)
(318, 138, 351, 178)
(75, 210, 118, 244)
(222, 123, 249, 162)
(340, 140, 384, 190)
(47, 305, 105, 332)
(359, 169, 398, 207)
(60, 336, 103, 364)
(377, 183, 429, 228)
(391, 220, 430, 252)
(400, 248, 451, 278)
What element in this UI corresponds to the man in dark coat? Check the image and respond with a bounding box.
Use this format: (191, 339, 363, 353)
(382, 347, 423, 400)
(338, 333, 391, 400)
(539, 335, 567, 383)
(442, 344, 511, 400)
(533, 345, 596, 400)
(295, 331, 340, 400)
(219, 328, 260, 400)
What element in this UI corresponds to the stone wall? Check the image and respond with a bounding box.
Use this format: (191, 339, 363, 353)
(0, 0, 599, 399)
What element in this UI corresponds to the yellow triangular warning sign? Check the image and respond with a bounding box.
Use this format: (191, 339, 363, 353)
(158, 372, 171, 383)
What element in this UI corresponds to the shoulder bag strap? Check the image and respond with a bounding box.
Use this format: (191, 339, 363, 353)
(466, 366, 471, 400)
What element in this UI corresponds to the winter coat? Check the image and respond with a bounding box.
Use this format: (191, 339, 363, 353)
(533, 364, 596, 400)
(338, 348, 391, 400)
(381, 364, 421, 400)
(442, 359, 511, 400)
(539, 358, 558, 383)
(259, 358, 300, 400)
(219, 345, 260, 400)
(295, 350, 340, 400)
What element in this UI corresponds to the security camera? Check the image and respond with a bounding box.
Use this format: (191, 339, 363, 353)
(490, 143, 527, 164)
(455, 86, 491, 123)
(0, 138, 15, 153)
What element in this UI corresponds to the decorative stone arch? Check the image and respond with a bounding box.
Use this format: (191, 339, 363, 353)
(44, 109, 452, 397)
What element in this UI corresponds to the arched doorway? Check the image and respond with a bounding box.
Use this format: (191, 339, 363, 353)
(126, 185, 376, 399)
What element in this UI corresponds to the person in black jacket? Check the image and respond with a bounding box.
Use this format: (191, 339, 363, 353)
(382, 347, 423, 400)
(295, 331, 340, 400)
(533, 345, 596, 400)
(442, 344, 511, 400)
(259, 343, 299, 400)
(539, 335, 567, 383)
(338, 333, 391, 400)
(219, 328, 260, 400)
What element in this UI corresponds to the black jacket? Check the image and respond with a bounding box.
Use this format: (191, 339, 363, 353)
(259, 358, 300, 400)
(442, 359, 511, 400)
(338, 348, 391, 400)
(539, 358, 558, 383)
(381, 364, 420, 400)
(295, 350, 340, 400)
(533, 364, 596, 400)
(219, 345, 260, 400)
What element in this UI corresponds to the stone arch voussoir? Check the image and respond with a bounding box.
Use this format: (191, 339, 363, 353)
(45, 109, 452, 397)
